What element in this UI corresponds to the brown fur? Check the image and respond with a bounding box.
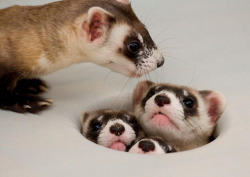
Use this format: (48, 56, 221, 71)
(0, 0, 155, 113)
(0, 0, 142, 79)
(133, 81, 226, 151)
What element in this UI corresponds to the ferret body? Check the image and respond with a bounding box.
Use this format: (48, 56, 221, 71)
(128, 136, 176, 155)
(0, 0, 164, 113)
(133, 81, 226, 151)
(81, 109, 145, 151)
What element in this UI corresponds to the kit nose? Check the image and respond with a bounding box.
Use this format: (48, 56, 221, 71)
(157, 58, 165, 68)
(110, 123, 125, 136)
(154, 95, 171, 107)
(138, 140, 155, 152)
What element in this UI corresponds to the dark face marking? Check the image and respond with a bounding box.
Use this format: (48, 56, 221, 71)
(141, 86, 163, 108)
(84, 0, 158, 67)
(117, 24, 157, 67)
(85, 110, 144, 144)
(86, 117, 105, 143)
(127, 40, 141, 54)
(141, 84, 199, 118)
(150, 137, 176, 153)
(121, 32, 143, 63)
(128, 136, 176, 153)
(183, 98, 195, 109)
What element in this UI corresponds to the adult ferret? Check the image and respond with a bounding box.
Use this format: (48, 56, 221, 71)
(0, 0, 164, 113)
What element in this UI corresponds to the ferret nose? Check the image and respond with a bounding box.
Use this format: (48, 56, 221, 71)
(155, 95, 171, 107)
(157, 57, 165, 68)
(138, 140, 155, 152)
(110, 123, 125, 136)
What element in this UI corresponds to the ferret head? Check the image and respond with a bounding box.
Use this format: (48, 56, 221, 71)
(128, 137, 176, 155)
(74, 0, 164, 77)
(81, 109, 145, 152)
(133, 81, 226, 151)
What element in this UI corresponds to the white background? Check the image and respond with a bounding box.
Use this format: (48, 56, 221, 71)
(0, 0, 249, 177)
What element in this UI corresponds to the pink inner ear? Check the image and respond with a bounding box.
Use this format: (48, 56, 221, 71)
(209, 97, 219, 124)
(89, 13, 104, 42)
(116, 0, 130, 5)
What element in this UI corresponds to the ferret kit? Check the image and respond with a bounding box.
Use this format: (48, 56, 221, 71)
(0, 0, 164, 114)
(81, 80, 226, 153)
(81, 109, 176, 155)
(81, 109, 145, 152)
(133, 81, 226, 151)
(128, 136, 176, 154)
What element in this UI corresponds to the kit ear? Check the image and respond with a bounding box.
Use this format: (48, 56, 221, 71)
(133, 80, 154, 110)
(199, 90, 226, 125)
(82, 7, 115, 45)
(81, 112, 90, 124)
(116, 0, 130, 5)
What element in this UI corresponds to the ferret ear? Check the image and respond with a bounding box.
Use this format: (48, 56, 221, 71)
(82, 7, 115, 45)
(199, 90, 226, 125)
(133, 80, 154, 110)
(116, 0, 131, 5)
(81, 112, 90, 124)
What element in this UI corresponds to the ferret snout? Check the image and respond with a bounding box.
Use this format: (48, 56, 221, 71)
(110, 123, 125, 136)
(138, 140, 155, 152)
(157, 59, 165, 68)
(154, 95, 171, 107)
(82, 110, 145, 152)
(128, 137, 175, 154)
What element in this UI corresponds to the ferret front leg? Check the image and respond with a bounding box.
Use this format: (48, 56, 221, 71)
(0, 76, 53, 114)
(15, 78, 49, 95)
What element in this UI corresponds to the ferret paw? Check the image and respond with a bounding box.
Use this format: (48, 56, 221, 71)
(15, 79, 49, 95)
(0, 94, 53, 114)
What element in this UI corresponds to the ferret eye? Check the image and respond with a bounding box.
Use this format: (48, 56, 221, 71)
(183, 98, 195, 109)
(127, 41, 141, 53)
(129, 119, 137, 126)
(92, 122, 101, 131)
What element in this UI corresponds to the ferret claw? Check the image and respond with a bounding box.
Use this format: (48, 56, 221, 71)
(39, 85, 48, 92)
(23, 105, 32, 109)
(28, 87, 37, 92)
(38, 102, 51, 107)
(45, 99, 53, 103)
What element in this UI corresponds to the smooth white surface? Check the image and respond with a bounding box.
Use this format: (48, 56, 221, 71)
(0, 0, 250, 177)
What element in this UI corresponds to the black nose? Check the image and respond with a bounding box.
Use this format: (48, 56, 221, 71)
(157, 59, 164, 68)
(154, 95, 171, 107)
(138, 140, 155, 152)
(110, 123, 125, 136)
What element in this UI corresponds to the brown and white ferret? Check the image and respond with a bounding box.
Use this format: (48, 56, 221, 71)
(81, 109, 145, 152)
(127, 136, 176, 155)
(133, 81, 226, 151)
(0, 0, 164, 113)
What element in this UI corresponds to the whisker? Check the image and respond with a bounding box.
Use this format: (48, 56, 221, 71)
(153, 23, 175, 40)
(161, 54, 190, 64)
(157, 37, 180, 47)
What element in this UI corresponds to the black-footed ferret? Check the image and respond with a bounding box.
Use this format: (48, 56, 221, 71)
(0, 0, 164, 114)
(81, 109, 145, 151)
(127, 136, 176, 155)
(133, 81, 226, 151)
